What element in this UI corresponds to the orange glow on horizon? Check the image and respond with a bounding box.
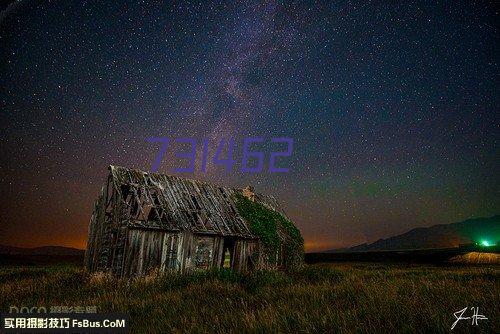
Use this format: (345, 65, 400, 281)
(3, 237, 87, 251)
(7, 237, 338, 253)
(304, 240, 338, 252)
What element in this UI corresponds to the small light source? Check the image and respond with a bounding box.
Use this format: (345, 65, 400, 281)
(480, 240, 491, 247)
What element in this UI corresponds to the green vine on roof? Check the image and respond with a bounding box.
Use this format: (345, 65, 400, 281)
(234, 194, 304, 266)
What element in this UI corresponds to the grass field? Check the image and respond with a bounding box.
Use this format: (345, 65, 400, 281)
(1, 263, 498, 333)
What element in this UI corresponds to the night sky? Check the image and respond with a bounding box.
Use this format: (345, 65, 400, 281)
(0, 1, 498, 251)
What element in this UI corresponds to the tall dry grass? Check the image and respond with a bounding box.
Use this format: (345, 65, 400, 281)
(0, 263, 498, 333)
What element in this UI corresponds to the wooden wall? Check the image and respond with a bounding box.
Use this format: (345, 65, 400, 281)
(85, 174, 127, 274)
(118, 228, 260, 276)
(233, 239, 260, 271)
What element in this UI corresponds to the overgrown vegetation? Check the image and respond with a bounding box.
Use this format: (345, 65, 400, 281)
(0, 263, 498, 333)
(234, 194, 304, 266)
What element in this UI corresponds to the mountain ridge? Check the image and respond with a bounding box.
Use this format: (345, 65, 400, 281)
(0, 245, 85, 256)
(327, 215, 500, 252)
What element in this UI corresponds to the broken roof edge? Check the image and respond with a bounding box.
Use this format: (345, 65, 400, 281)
(107, 164, 281, 205)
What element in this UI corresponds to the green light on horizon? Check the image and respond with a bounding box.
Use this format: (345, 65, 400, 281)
(480, 240, 491, 247)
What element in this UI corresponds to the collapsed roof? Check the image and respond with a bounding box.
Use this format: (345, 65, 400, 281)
(107, 165, 286, 239)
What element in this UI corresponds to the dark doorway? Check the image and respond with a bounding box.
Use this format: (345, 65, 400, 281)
(221, 238, 235, 268)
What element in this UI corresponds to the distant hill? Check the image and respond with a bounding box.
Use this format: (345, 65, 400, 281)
(0, 245, 85, 256)
(327, 215, 500, 252)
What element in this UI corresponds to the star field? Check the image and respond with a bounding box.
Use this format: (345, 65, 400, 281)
(0, 1, 498, 251)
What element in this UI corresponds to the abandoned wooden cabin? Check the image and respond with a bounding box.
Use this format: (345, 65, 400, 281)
(84, 166, 303, 276)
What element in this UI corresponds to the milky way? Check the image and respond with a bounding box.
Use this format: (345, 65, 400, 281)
(0, 1, 498, 250)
